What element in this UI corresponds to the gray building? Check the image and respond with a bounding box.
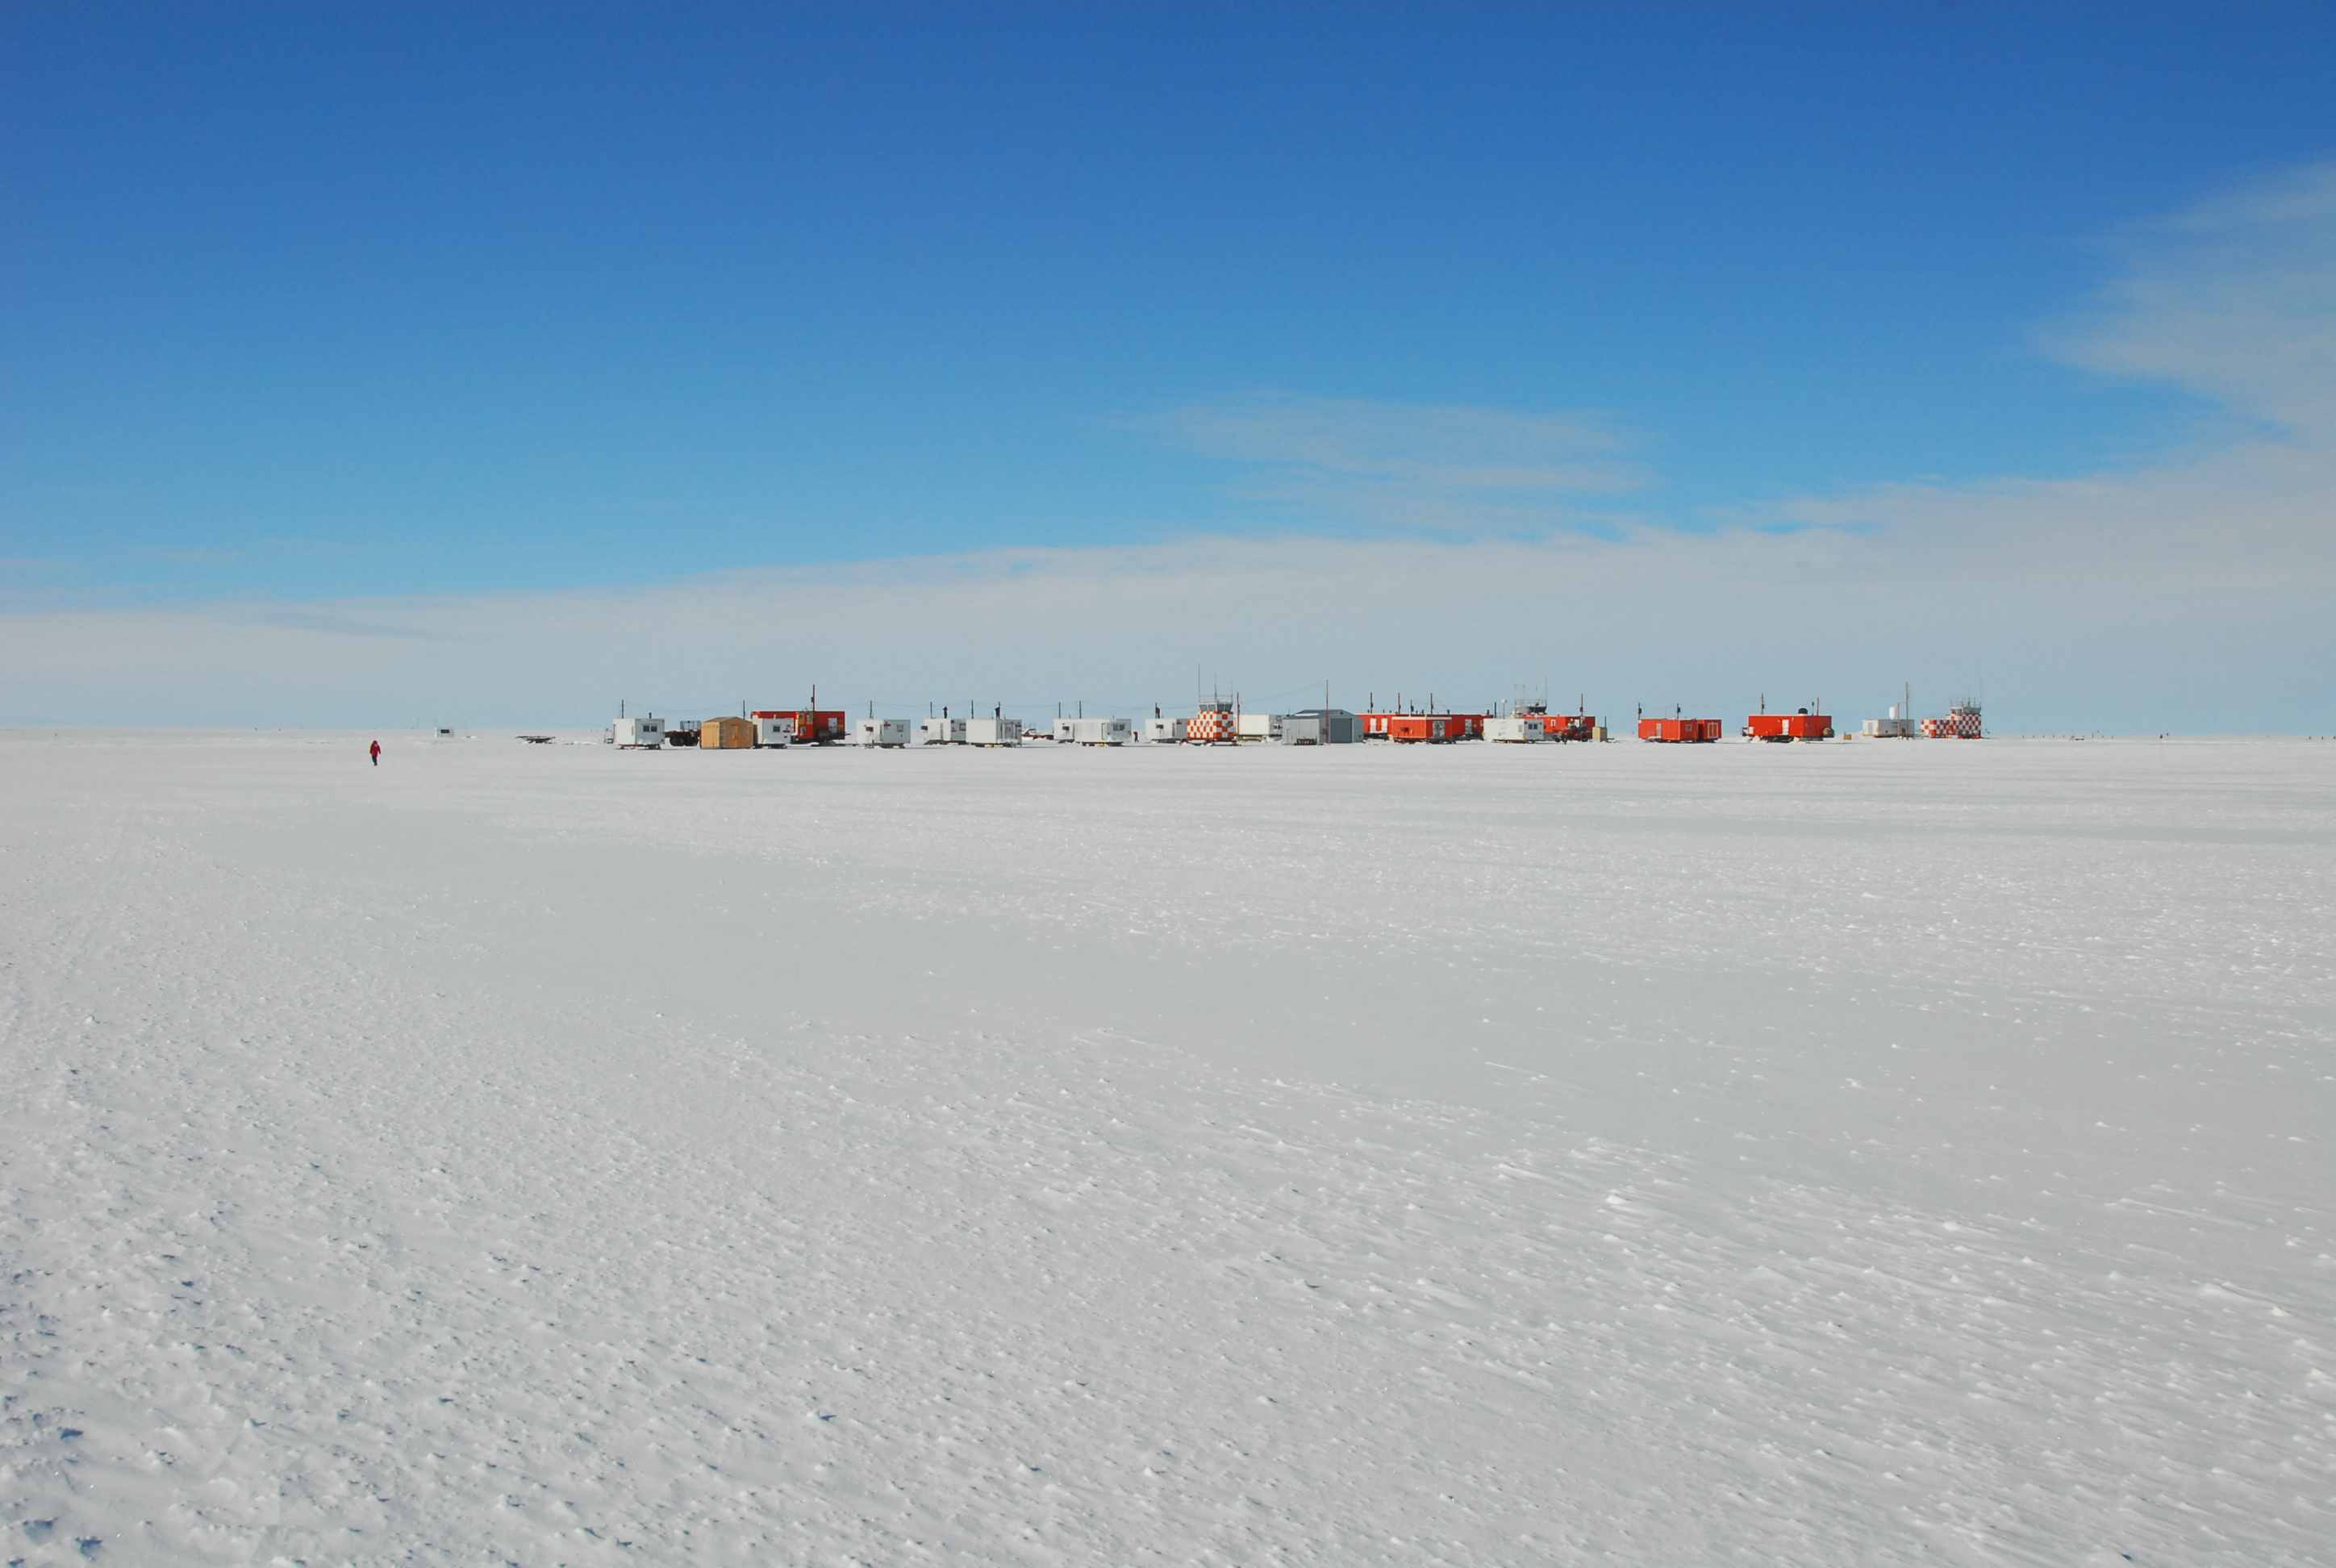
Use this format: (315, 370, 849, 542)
(1280, 708, 1361, 744)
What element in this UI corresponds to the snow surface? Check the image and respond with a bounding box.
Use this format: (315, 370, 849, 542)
(2, 729, 2330, 1565)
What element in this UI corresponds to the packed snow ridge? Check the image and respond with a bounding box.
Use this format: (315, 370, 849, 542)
(2, 730, 2330, 1564)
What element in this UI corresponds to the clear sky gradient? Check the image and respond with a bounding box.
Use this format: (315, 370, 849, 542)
(5, 3, 2335, 730)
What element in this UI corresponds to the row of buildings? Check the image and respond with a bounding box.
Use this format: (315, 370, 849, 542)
(610, 694, 1984, 749)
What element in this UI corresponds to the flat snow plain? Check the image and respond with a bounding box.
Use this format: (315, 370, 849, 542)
(2, 730, 2330, 1566)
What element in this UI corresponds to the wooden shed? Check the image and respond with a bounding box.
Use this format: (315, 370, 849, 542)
(701, 715, 757, 749)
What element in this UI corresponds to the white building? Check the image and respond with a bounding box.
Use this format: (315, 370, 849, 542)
(1235, 712, 1282, 742)
(857, 717, 913, 748)
(611, 716, 665, 749)
(1864, 703, 1916, 738)
(1484, 715, 1547, 743)
(753, 715, 798, 748)
(1054, 716, 1132, 746)
(920, 716, 967, 745)
(965, 716, 1022, 747)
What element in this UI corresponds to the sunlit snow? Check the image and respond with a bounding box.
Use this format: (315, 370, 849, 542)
(2, 730, 2329, 1563)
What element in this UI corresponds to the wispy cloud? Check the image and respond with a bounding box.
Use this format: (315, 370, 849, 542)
(2049, 160, 2336, 439)
(1133, 391, 1651, 534)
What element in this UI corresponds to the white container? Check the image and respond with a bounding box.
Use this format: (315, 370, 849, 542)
(753, 715, 798, 747)
(1055, 716, 1131, 745)
(857, 718, 913, 748)
(965, 716, 1022, 747)
(612, 716, 665, 749)
(1145, 715, 1188, 743)
(1235, 712, 1282, 742)
(1484, 715, 1546, 743)
(920, 716, 966, 745)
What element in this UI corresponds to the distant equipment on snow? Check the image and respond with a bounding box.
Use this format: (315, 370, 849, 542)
(593, 680, 1988, 761)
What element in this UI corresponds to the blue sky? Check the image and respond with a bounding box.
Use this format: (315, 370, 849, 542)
(5, 3, 2335, 729)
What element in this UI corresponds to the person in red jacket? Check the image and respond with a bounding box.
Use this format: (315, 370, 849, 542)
(369, 740, 381, 766)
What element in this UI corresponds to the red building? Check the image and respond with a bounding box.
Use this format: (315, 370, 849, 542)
(1639, 718, 1722, 742)
(1365, 712, 1470, 742)
(1745, 709, 1832, 741)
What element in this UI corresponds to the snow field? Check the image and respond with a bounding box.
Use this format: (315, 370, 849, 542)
(2, 731, 2330, 1563)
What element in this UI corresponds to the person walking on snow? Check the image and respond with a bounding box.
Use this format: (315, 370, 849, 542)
(369, 740, 381, 766)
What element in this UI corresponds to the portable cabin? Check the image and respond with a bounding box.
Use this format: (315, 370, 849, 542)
(1235, 712, 1283, 743)
(1745, 709, 1833, 741)
(857, 717, 913, 748)
(962, 716, 1020, 746)
(612, 716, 666, 749)
(1638, 718, 1722, 743)
(920, 715, 967, 745)
(1145, 715, 1188, 743)
(1054, 716, 1132, 746)
(753, 713, 798, 747)
(1485, 715, 1546, 743)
